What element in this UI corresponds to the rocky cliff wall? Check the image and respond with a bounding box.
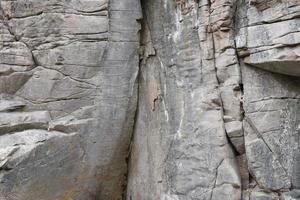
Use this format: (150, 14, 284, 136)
(0, 0, 299, 200)
(0, 0, 140, 199)
(127, 0, 300, 199)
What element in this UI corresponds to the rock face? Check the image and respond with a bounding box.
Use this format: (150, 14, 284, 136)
(0, 0, 141, 199)
(0, 0, 299, 199)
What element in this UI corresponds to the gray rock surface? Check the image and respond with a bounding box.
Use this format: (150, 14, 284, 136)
(0, 0, 141, 199)
(0, 0, 299, 199)
(127, 0, 241, 199)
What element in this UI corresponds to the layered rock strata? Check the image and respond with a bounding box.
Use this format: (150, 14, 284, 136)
(0, 0, 141, 199)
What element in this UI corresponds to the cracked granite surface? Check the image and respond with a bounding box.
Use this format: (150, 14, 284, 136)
(0, 0, 299, 199)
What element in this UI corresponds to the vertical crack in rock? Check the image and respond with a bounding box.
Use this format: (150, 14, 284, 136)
(123, 20, 143, 198)
(232, 1, 250, 198)
(207, 0, 240, 158)
(1, 0, 300, 199)
(126, 0, 242, 199)
(236, 0, 300, 198)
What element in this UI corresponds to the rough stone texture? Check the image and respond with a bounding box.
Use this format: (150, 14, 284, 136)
(236, 0, 300, 198)
(126, 0, 300, 199)
(0, 0, 299, 199)
(127, 0, 241, 199)
(236, 0, 300, 76)
(0, 0, 141, 199)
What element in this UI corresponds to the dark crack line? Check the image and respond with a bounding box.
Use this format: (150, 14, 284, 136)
(244, 115, 290, 178)
(250, 96, 300, 103)
(209, 159, 224, 200)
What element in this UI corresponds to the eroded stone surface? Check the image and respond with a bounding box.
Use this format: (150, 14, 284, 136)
(0, 0, 299, 199)
(236, 0, 300, 76)
(236, 0, 300, 198)
(127, 0, 242, 199)
(0, 0, 141, 199)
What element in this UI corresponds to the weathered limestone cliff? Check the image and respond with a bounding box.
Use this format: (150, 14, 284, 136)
(0, 0, 299, 200)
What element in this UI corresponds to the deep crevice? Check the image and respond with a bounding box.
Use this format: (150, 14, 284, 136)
(122, 2, 144, 199)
